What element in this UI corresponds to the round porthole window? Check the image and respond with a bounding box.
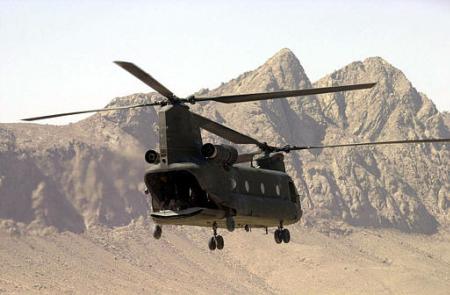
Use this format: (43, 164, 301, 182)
(245, 181, 250, 192)
(260, 183, 265, 194)
(276, 184, 280, 196)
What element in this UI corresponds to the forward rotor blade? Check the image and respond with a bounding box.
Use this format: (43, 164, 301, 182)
(236, 151, 261, 163)
(191, 113, 264, 146)
(22, 102, 160, 121)
(281, 138, 450, 152)
(114, 61, 176, 101)
(195, 83, 376, 104)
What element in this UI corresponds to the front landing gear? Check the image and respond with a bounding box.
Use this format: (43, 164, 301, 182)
(209, 222, 224, 251)
(274, 222, 290, 244)
(208, 236, 217, 250)
(215, 235, 224, 250)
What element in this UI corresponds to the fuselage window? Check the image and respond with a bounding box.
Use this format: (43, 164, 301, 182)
(245, 180, 250, 192)
(260, 183, 265, 194)
(230, 178, 237, 190)
(275, 184, 280, 196)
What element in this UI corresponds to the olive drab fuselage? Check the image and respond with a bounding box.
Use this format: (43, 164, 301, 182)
(144, 104, 303, 228)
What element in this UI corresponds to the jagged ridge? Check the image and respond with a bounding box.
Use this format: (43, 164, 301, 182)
(0, 49, 448, 234)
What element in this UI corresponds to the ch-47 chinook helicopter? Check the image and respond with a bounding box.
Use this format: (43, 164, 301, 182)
(24, 61, 450, 251)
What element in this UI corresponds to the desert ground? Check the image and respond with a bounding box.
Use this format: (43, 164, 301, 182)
(1, 221, 450, 295)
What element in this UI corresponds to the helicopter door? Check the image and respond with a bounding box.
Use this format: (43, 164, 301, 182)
(146, 171, 218, 211)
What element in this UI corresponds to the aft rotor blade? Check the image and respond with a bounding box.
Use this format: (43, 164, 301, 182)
(280, 138, 450, 152)
(22, 102, 160, 121)
(236, 151, 261, 163)
(195, 83, 376, 104)
(114, 61, 176, 101)
(192, 113, 264, 146)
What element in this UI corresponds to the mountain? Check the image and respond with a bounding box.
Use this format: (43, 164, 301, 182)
(309, 57, 449, 233)
(0, 49, 449, 235)
(0, 94, 159, 233)
(444, 112, 450, 129)
(194, 50, 449, 234)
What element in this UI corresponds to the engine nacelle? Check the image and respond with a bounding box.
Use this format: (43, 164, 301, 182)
(145, 149, 160, 164)
(201, 143, 238, 166)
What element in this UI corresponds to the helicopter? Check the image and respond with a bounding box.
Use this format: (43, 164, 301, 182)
(23, 61, 450, 251)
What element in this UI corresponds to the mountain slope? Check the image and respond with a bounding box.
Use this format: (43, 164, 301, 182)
(0, 94, 157, 232)
(0, 49, 449, 235)
(306, 57, 449, 233)
(193, 50, 449, 233)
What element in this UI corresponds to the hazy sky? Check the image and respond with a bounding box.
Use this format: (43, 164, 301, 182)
(1, 0, 449, 124)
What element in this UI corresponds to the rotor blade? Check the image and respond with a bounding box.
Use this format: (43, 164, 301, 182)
(236, 151, 261, 163)
(191, 113, 264, 146)
(114, 61, 176, 101)
(22, 102, 160, 121)
(195, 83, 376, 104)
(280, 138, 450, 152)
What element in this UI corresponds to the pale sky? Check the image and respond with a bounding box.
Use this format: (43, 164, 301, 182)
(1, 0, 449, 124)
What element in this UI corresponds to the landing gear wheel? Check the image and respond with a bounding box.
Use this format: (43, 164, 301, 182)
(226, 216, 235, 232)
(216, 235, 224, 250)
(208, 236, 217, 251)
(274, 229, 282, 244)
(153, 224, 162, 239)
(282, 228, 290, 243)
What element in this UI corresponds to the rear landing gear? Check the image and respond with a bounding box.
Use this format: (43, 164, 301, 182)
(281, 228, 290, 243)
(274, 229, 283, 244)
(209, 222, 224, 251)
(274, 222, 290, 244)
(226, 216, 235, 232)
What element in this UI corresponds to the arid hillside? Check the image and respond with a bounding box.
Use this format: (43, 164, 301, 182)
(0, 48, 449, 294)
(1, 48, 449, 234)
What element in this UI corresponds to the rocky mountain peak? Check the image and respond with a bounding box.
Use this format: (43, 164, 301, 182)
(201, 48, 310, 98)
(314, 56, 448, 140)
(363, 56, 393, 67)
(270, 47, 295, 58)
(1, 49, 448, 235)
(259, 47, 311, 90)
(327, 56, 411, 92)
(193, 48, 322, 144)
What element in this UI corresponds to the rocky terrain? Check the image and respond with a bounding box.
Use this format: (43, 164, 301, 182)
(193, 49, 450, 234)
(444, 112, 450, 129)
(0, 48, 449, 294)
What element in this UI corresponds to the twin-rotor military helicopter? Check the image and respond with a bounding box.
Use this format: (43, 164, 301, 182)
(24, 61, 450, 250)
